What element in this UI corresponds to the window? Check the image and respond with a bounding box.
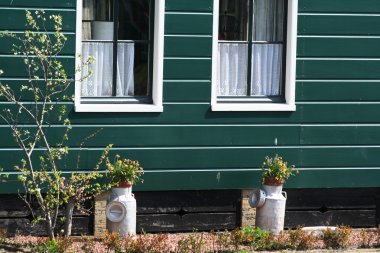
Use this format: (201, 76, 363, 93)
(75, 0, 164, 112)
(211, 0, 297, 111)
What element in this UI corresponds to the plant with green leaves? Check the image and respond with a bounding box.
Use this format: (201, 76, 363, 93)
(60, 143, 113, 237)
(33, 236, 72, 253)
(0, 10, 107, 240)
(106, 154, 144, 187)
(261, 154, 298, 185)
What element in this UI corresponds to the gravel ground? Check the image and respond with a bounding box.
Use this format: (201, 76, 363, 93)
(0, 229, 379, 252)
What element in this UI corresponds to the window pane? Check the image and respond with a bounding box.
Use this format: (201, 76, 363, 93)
(118, 0, 150, 41)
(81, 0, 153, 98)
(252, 0, 284, 42)
(81, 42, 114, 97)
(219, 0, 249, 41)
(82, 0, 94, 40)
(82, 0, 114, 40)
(118, 0, 151, 96)
(116, 42, 134, 96)
(250, 44, 282, 96)
(116, 42, 150, 97)
(218, 43, 248, 96)
(133, 42, 150, 96)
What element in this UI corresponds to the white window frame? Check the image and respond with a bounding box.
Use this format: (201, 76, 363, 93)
(75, 0, 165, 112)
(211, 0, 298, 111)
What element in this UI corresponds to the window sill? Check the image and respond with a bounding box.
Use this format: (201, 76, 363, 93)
(75, 103, 163, 113)
(211, 102, 296, 112)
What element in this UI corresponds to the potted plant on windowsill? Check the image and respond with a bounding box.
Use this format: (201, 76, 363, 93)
(106, 154, 144, 189)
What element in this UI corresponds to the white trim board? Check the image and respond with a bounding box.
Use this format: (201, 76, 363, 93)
(211, 0, 298, 112)
(74, 0, 165, 113)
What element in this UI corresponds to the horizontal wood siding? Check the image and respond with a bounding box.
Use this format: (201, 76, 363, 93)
(0, 0, 76, 8)
(297, 81, 380, 101)
(3, 168, 380, 193)
(164, 81, 211, 102)
(3, 147, 380, 171)
(164, 59, 211, 80)
(0, 0, 380, 193)
(164, 36, 212, 57)
(299, 0, 380, 13)
(297, 37, 380, 58)
(298, 15, 380, 35)
(3, 124, 380, 147)
(0, 1, 81, 195)
(0, 34, 76, 55)
(165, 0, 212, 12)
(294, 0, 380, 189)
(0, 9, 75, 31)
(297, 59, 380, 79)
(0, 57, 75, 78)
(7, 103, 380, 124)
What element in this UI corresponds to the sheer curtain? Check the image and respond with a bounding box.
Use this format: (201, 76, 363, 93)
(251, 44, 282, 95)
(251, 0, 283, 96)
(217, 0, 284, 97)
(81, 42, 135, 97)
(117, 43, 135, 96)
(218, 43, 282, 97)
(218, 43, 248, 96)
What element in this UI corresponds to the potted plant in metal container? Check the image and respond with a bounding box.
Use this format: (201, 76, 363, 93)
(261, 154, 297, 187)
(253, 155, 298, 235)
(106, 154, 144, 189)
(105, 155, 144, 236)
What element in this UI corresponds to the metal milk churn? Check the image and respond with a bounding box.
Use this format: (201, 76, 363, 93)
(106, 187, 137, 236)
(250, 184, 287, 235)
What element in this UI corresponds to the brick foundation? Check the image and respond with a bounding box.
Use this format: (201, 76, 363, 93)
(94, 192, 110, 237)
(241, 189, 256, 227)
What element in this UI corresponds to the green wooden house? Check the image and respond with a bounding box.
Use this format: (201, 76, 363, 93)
(0, 0, 380, 234)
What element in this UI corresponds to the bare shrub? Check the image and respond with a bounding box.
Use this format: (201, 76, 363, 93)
(322, 226, 352, 249)
(287, 227, 317, 250)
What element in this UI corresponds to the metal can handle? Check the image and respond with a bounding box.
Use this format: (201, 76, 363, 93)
(282, 191, 287, 199)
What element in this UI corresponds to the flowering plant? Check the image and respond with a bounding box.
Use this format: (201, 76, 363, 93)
(261, 155, 297, 185)
(106, 154, 144, 186)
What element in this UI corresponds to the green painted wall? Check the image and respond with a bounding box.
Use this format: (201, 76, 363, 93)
(0, 0, 380, 192)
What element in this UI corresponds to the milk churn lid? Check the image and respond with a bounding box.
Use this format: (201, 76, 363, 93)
(106, 201, 127, 222)
(248, 189, 266, 208)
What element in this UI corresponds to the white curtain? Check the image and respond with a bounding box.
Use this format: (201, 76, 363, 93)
(81, 42, 135, 97)
(251, 0, 283, 96)
(217, 0, 284, 96)
(217, 43, 248, 96)
(218, 43, 282, 96)
(251, 44, 282, 95)
(116, 43, 135, 96)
